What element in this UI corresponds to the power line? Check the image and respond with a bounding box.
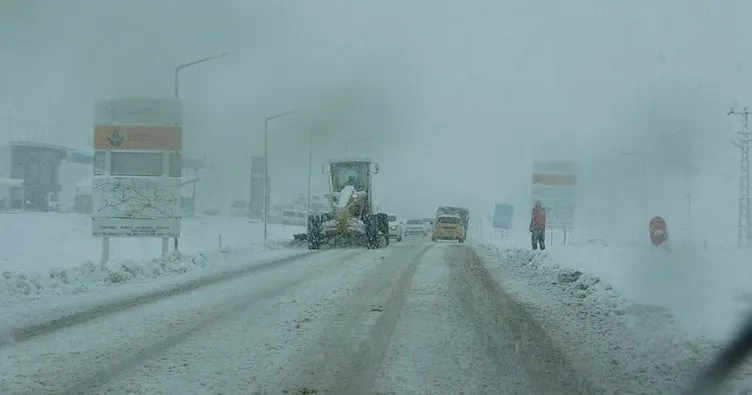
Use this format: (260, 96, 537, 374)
(729, 106, 752, 248)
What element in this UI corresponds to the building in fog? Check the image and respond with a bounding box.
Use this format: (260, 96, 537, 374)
(0, 141, 69, 211)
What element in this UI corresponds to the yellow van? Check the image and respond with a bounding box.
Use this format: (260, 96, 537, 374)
(432, 214, 466, 243)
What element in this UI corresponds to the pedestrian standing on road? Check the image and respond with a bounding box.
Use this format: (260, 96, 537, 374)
(530, 200, 546, 250)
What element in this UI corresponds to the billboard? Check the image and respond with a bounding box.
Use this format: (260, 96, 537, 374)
(93, 98, 182, 238)
(531, 161, 577, 229)
(492, 204, 514, 229)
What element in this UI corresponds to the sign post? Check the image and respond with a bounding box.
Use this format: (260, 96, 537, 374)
(492, 203, 514, 238)
(93, 98, 182, 263)
(531, 161, 577, 244)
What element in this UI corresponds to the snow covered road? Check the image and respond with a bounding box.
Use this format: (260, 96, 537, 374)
(1, 242, 588, 395)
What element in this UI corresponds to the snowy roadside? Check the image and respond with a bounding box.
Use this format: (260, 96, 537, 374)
(0, 243, 308, 338)
(472, 242, 752, 394)
(0, 212, 306, 307)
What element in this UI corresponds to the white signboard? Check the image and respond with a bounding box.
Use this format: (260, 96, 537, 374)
(531, 161, 577, 229)
(93, 218, 180, 238)
(92, 176, 181, 220)
(95, 98, 182, 125)
(92, 97, 183, 244)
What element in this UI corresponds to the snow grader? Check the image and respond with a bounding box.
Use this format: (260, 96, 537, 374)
(301, 154, 389, 250)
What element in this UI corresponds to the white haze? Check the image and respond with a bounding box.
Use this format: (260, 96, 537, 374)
(2, 0, 752, 246)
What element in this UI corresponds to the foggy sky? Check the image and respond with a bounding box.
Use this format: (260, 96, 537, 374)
(3, 0, 752, 245)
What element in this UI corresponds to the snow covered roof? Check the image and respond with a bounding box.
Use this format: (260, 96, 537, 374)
(64, 146, 94, 155)
(8, 141, 71, 152)
(0, 178, 23, 186)
(328, 154, 372, 164)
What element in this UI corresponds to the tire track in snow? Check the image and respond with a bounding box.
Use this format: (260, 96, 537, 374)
(371, 244, 534, 394)
(1, 250, 316, 347)
(448, 245, 598, 395)
(276, 243, 432, 394)
(1, 249, 367, 395)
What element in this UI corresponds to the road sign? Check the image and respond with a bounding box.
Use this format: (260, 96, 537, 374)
(493, 204, 514, 229)
(649, 216, 668, 246)
(531, 161, 577, 228)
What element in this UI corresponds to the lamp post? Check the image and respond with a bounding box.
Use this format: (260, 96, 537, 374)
(172, 52, 227, 252)
(174, 52, 227, 99)
(263, 108, 303, 245)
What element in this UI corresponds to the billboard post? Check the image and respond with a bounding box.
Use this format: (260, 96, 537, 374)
(531, 161, 577, 244)
(93, 98, 183, 263)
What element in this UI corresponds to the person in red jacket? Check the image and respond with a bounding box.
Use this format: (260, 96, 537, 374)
(529, 200, 546, 250)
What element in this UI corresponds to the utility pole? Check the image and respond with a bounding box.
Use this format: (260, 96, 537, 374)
(730, 106, 752, 248)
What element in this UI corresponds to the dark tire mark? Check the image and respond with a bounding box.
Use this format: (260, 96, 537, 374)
(448, 245, 598, 395)
(2, 251, 316, 347)
(281, 244, 432, 394)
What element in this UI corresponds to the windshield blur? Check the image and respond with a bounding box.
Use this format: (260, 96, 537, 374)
(4, 2, 751, 394)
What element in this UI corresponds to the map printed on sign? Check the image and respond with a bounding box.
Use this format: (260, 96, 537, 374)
(531, 161, 577, 229)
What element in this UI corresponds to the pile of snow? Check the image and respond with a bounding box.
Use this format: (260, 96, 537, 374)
(0, 212, 306, 303)
(473, 242, 752, 393)
(1, 247, 271, 302)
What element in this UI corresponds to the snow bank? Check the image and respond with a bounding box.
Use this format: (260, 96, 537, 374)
(0, 245, 285, 303)
(0, 212, 302, 273)
(0, 246, 309, 339)
(0, 212, 306, 303)
(536, 243, 752, 341)
(473, 243, 752, 393)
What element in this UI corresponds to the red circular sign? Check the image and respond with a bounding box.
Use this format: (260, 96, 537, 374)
(649, 216, 668, 246)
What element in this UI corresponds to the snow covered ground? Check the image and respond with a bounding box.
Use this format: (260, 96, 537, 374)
(0, 212, 306, 305)
(2, 242, 564, 394)
(474, 229, 752, 393)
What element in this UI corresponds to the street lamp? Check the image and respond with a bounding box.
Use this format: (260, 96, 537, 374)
(174, 52, 228, 99)
(620, 150, 648, 221)
(263, 108, 303, 245)
(170, 52, 227, 252)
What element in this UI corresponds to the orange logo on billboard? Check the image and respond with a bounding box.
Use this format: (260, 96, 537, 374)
(94, 125, 182, 150)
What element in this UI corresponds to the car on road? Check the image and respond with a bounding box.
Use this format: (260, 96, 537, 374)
(432, 214, 466, 243)
(387, 214, 404, 242)
(404, 219, 428, 237)
(281, 208, 307, 227)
